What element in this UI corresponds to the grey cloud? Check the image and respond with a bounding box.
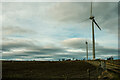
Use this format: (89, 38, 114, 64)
(55, 54, 76, 58)
(49, 2, 117, 22)
(62, 38, 96, 49)
(49, 2, 118, 34)
(2, 38, 36, 51)
(23, 45, 66, 55)
(62, 38, 118, 58)
(49, 2, 90, 23)
(14, 54, 29, 57)
(3, 26, 36, 36)
(96, 47, 118, 55)
(2, 37, 118, 60)
(2, 37, 66, 57)
(34, 56, 52, 59)
(2, 56, 16, 60)
(55, 52, 85, 57)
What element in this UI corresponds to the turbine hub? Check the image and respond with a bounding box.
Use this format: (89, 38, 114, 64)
(89, 16, 94, 20)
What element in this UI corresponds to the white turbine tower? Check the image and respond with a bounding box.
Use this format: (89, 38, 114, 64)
(85, 41, 88, 60)
(89, 2, 101, 60)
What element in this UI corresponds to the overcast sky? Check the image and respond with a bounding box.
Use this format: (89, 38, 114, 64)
(1, 2, 119, 61)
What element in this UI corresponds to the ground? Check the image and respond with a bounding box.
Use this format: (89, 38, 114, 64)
(2, 60, 120, 80)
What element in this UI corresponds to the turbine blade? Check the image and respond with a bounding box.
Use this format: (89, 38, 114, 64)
(93, 19, 101, 30)
(79, 18, 89, 23)
(90, 2, 92, 17)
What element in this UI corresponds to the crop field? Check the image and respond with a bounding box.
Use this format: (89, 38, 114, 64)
(2, 60, 120, 80)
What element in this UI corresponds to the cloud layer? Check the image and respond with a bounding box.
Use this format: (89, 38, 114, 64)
(2, 37, 118, 60)
(1, 2, 118, 60)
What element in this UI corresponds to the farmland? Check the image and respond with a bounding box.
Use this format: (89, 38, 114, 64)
(2, 60, 120, 80)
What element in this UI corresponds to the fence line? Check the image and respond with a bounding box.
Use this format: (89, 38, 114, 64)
(106, 62, 120, 68)
(62, 67, 102, 79)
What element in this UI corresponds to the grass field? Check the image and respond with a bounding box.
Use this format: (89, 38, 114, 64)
(2, 60, 120, 80)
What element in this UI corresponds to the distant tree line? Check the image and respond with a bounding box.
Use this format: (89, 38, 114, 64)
(107, 56, 114, 60)
(58, 58, 87, 61)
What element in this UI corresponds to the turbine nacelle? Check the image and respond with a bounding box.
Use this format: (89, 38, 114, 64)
(89, 16, 94, 20)
(89, 16, 101, 30)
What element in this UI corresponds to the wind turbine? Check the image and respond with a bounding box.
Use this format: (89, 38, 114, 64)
(85, 41, 88, 60)
(89, 2, 101, 60)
